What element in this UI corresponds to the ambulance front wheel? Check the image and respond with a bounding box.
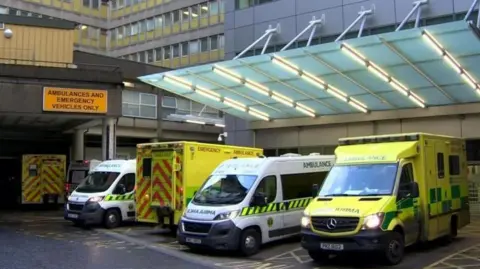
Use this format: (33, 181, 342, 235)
(382, 231, 405, 266)
(239, 228, 261, 256)
(104, 209, 121, 229)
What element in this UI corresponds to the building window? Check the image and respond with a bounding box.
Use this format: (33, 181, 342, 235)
(155, 48, 162, 61)
(131, 22, 139, 35)
(125, 25, 131, 36)
(81, 25, 89, 39)
(181, 43, 189, 56)
(146, 18, 154, 31)
(210, 0, 219, 15)
(200, 37, 209, 52)
(122, 91, 157, 119)
(173, 11, 180, 24)
(164, 46, 171, 59)
(189, 40, 199, 54)
(218, 34, 224, 49)
(162, 96, 177, 108)
(235, 0, 254, 9)
(147, 50, 153, 62)
(172, 44, 180, 58)
(210, 36, 218, 50)
(191, 5, 200, 18)
(155, 16, 163, 29)
(449, 155, 460, 176)
(164, 13, 172, 27)
(83, 0, 90, 7)
(92, 0, 99, 9)
(200, 2, 209, 17)
(182, 8, 190, 22)
(139, 20, 147, 33)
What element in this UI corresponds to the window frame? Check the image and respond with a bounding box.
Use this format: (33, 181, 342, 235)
(253, 175, 277, 204)
(122, 91, 158, 119)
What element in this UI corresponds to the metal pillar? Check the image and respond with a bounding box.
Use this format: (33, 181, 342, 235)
(234, 24, 280, 59)
(465, 0, 480, 28)
(335, 6, 374, 42)
(281, 15, 325, 51)
(101, 118, 116, 160)
(72, 129, 85, 161)
(396, 0, 428, 31)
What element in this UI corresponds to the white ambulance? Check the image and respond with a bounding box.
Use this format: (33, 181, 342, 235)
(64, 159, 136, 228)
(177, 153, 335, 255)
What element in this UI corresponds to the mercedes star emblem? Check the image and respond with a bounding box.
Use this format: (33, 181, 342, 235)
(326, 218, 337, 230)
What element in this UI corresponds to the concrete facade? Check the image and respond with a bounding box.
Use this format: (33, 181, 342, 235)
(224, 0, 480, 151)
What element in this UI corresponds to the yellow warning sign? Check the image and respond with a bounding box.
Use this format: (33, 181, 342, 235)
(43, 87, 108, 114)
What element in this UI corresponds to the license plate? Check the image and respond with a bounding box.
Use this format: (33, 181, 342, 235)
(320, 243, 344, 251)
(186, 237, 201, 244)
(68, 213, 78, 219)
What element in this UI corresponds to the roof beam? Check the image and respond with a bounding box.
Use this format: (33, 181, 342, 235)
(281, 15, 325, 51)
(396, 0, 428, 32)
(378, 37, 457, 103)
(302, 50, 397, 109)
(335, 6, 374, 42)
(234, 24, 280, 60)
(236, 59, 343, 114)
(465, 0, 480, 28)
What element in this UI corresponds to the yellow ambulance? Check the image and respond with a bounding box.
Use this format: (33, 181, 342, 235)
(301, 133, 470, 265)
(22, 154, 66, 205)
(135, 141, 263, 229)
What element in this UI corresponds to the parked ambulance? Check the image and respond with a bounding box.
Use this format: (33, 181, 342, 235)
(65, 159, 101, 199)
(301, 133, 470, 266)
(64, 159, 136, 228)
(177, 153, 335, 256)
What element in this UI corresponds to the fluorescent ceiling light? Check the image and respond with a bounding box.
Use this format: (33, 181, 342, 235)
(340, 42, 425, 108)
(185, 120, 205, 125)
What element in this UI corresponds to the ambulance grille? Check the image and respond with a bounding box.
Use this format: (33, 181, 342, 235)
(311, 217, 359, 233)
(68, 203, 84, 211)
(183, 221, 212, 234)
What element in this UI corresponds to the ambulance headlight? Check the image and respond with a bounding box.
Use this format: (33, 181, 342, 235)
(362, 213, 384, 229)
(87, 196, 104, 203)
(301, 211, 311, 228)
(214, 210, 240, 220)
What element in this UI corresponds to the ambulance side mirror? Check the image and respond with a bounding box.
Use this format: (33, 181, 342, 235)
(312, 184, 319, 198)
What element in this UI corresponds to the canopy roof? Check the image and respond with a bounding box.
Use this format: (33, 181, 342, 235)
(139, 21, 480, 123)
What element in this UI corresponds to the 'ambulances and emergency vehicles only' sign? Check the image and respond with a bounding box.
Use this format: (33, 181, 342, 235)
(42, 87, 108, 114)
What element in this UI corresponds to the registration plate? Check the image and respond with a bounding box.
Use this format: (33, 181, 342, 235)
(186, 237, 201, 244)
(68, 213, 78, 219)
(320, 243, 344, 251)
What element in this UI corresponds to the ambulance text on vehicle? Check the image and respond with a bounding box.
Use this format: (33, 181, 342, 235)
(178, 153, 335, 256)
(64, 159, 136, 228)
(301, 133, 470, 266)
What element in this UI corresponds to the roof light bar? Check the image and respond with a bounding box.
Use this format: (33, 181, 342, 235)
(162, 74, 269, 121)
(340, 43, 426, 108)
(272, 55, 369, 113)
(212, 65, 316, 117)
(422, 30, 480, 95)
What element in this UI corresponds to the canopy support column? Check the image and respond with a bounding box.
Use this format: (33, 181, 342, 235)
(396, 0, 428, 31)
(465, 0, 480, 28)
(234, 24, 280, 59)
(280, 15, 325, 51)
(335, 6, 374, 42)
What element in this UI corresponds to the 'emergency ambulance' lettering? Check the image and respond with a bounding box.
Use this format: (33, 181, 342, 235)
(198, 147, 221, 153)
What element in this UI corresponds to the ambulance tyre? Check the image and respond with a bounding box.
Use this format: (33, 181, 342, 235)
(442, 215, 458, 245)
(104, 209, 121, 229)
(382, 231, 405, 266)
(239, 228, 261, 256)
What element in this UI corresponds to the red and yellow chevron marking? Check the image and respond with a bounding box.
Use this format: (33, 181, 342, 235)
(175, 155, 183, 211)
(22, 156, 42, 203)
(136, 149, 156, 223)
(42, 165, 63, 194)
(151, 159, 173, 206)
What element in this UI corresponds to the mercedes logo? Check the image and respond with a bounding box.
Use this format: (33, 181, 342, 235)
(326, 218, 337, 230)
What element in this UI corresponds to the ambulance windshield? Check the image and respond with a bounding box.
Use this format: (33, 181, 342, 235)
(193, 174, 257, 205)
(75, 171, 120, 193)
(319, 163, 398, 197)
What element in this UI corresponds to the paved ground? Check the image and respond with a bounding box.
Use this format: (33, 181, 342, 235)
(1, 210, 480, 269)
(0, 210, 215, 269)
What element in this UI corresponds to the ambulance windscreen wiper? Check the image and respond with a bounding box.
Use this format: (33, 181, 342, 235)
(324, 194, 354, 197)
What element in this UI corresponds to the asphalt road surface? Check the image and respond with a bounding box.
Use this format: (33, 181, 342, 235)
(0, 212, 214, 269)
